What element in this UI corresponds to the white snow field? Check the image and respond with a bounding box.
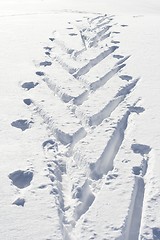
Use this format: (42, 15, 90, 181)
(0, 0, 160, 239)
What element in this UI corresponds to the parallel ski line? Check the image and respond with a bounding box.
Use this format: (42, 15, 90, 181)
(75, 78, 138, 126)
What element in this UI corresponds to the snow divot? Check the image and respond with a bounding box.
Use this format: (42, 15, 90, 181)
(11, 119, 33, 131)
(9, 170, 33, 189)
(42, 139, 58, 153)
(12, 198, 25, 207)
(21, 81, 39, 90)
(132, 166, 142, 175)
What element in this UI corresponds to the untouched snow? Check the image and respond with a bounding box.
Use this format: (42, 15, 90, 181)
(0, 0, 160, 239)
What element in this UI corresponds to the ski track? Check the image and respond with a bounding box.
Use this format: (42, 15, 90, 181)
(19, 13, 146, 240)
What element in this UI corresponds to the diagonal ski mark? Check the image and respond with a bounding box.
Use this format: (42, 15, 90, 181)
(88, 26, 111, 48)
(73, 46, 118, 78)
(90, 111, 130, 180)
(90, 63, 125, 91)
(75, 78, 139, 127)
(27, 97, 86, 146)
(124, 144, 151, 240)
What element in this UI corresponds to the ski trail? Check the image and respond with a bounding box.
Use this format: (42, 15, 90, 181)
(124, 144, 151, 240)
(21, 13, 143, 239)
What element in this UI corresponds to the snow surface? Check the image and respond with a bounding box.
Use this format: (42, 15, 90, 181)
(0, 0, 160, 239)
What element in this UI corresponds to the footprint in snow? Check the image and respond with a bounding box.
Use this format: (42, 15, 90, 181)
(129, 106, 145, 114)
(131, 144, 151, 155)
(9, 170, 33, 189)
(21, 81, 39, 90)
(11, 119, 33, 131)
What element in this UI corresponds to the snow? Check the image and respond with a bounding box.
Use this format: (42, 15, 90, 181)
(0, 0, 160, 239)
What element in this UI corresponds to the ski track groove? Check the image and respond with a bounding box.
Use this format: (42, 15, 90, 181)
(22, 13, 142, 240)
(124, 145, 151, 240)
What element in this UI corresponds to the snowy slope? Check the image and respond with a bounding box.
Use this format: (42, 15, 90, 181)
(0, 0, 160, 240)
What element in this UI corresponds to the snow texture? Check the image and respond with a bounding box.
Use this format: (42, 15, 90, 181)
(0, 0, 160, 239)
